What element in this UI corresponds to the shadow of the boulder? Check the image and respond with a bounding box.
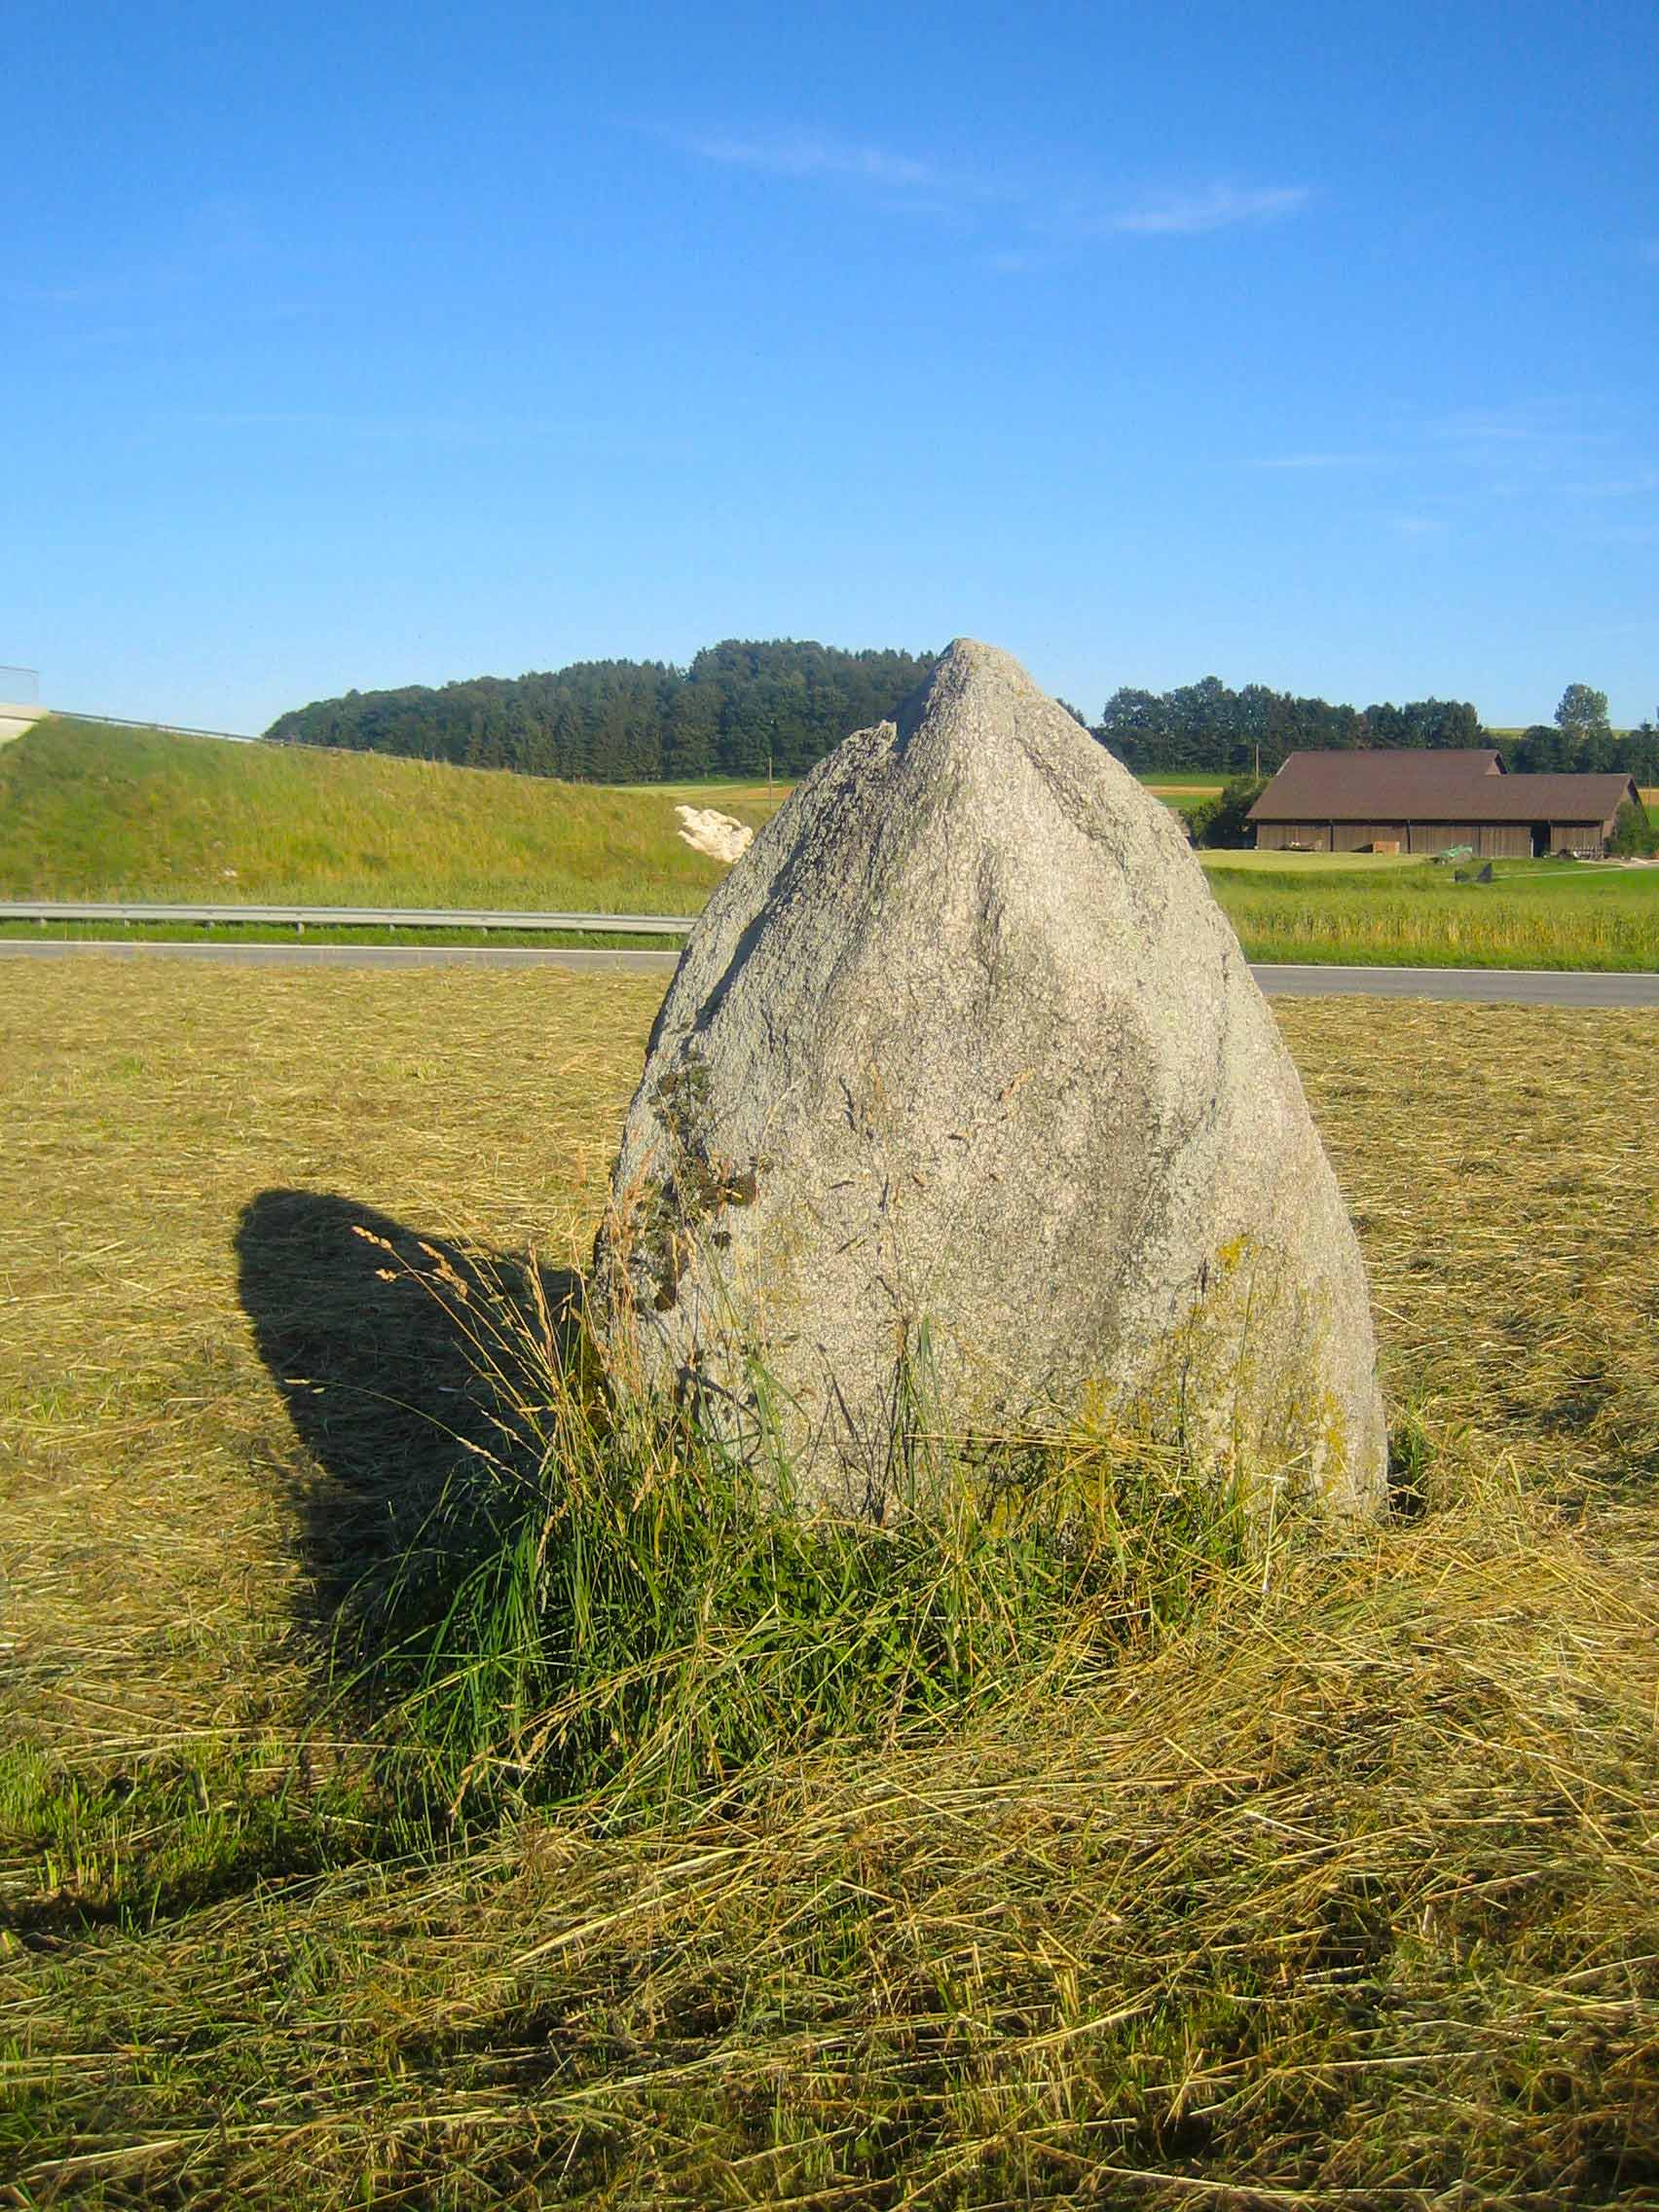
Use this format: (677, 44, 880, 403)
(235, 1189, 578, 1666)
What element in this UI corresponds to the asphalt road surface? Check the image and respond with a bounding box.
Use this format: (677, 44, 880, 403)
(3, 939, 1657, 1006)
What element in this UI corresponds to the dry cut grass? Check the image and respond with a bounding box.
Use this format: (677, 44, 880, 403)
(2, 963, 1657, 2208)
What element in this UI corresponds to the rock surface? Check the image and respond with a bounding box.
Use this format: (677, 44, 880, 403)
(594, 640, 1387, 1518)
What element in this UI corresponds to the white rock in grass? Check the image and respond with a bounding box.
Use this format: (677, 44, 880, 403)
(596, 641, 1387, 1520)
(675, 805, 754, 866)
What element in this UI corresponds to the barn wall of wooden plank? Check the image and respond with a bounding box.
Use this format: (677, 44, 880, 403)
(1252, 818, 1603, 856)
(1551, 823, 1605, 857)
(1332, 821, 1408, 852)
(1401, 823, 1475, 855)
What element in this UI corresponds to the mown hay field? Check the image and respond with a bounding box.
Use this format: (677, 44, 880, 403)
(4, 958, 1657, 2206)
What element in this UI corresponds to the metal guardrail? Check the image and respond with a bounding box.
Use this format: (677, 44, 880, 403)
(0, 901, 694, 936)
(52, 710, 260, 743)
(46, 711, 518, 761)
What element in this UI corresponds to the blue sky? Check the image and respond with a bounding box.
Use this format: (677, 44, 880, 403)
(4, 0, 1656, 732)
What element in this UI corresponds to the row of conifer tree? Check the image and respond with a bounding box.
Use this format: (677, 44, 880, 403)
(265, 642, 1659, 787)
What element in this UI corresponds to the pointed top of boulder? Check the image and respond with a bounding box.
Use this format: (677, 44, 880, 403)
(906, 634, 1081, 720)
(933, 635, 1028, 676)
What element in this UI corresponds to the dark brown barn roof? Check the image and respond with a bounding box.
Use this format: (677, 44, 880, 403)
(1464, 774, 1641, 826)
(1247, 750, 1503, 820)
(1248, 750, 1640, 828)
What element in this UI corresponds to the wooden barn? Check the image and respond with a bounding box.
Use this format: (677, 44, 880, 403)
(1246, 749, 1643, 859)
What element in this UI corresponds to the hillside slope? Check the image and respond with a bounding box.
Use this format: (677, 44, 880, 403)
(0, 719, 758, 911)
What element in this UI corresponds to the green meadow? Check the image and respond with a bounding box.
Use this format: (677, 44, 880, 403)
(1215, 854, 1659, 970)
(3, 716, 1656, 970)
(0, 719, 739, 913)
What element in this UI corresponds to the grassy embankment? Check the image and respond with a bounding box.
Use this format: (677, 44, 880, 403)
(0, 718, 784, 915)
(4, 718, 1657, 970)
(3, 961, 1657, 2205)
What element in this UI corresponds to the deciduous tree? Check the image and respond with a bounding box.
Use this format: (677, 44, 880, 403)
(1556, 682, 1611, 753)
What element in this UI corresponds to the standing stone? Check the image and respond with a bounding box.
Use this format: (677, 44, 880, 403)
(593, 641, 1387, 1519)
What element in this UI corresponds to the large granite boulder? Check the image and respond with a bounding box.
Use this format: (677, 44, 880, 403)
(593, 641, 1387, 1519)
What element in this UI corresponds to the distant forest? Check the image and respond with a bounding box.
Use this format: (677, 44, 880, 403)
(266, 643, 1659, 788)
(1103, 678, 1659, 782)
(1099, 680, 1475, 773)
(264, 642, 936, 781)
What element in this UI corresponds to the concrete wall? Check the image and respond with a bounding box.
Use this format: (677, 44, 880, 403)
(0, 703, 44, 748)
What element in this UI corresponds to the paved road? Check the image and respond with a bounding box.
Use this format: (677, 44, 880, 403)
(3, 938, 1657, 1006)
(1250, 962, 1659, 1008)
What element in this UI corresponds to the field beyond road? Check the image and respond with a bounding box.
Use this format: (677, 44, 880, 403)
(3, 960, 1657, 2207)
(1210, 853, 1659, 970)
(3, 719, 1657, 972)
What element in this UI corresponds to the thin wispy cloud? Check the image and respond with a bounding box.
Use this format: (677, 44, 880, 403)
(183, 408, 499, 445)
(1432, 400, 1599, 450)
(673, 130, 941, 192)
(1109, 183, 1309, 236)
(4, 196, 269, 311)
(1560, 467, 1659, 499)
(170, 408, 683, 462)
(1436, 412, 1551, 446)
(664, 125, 1309, 257)
(1425, 401, 1613, 496)
(1243, 395, 1653, 543)
(1247, 452, 1389, 471)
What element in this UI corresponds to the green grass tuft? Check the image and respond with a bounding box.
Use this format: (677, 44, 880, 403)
(338, 1244, 1251, 1822)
